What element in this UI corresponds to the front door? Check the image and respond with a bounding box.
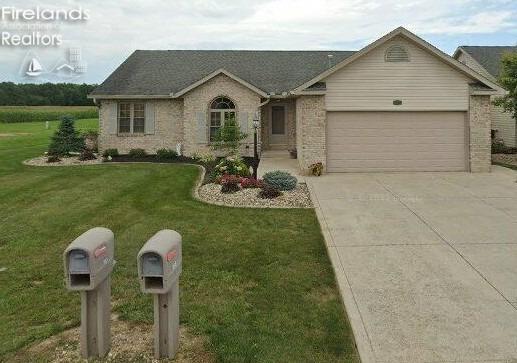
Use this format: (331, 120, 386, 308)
(270, 105, 286, 145)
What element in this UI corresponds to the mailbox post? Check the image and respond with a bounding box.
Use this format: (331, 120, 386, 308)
(137, 230, 182, 359)
(63, 227, 116, 358)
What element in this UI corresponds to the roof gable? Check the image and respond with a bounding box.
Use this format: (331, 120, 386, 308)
(293, 27, 505, 95)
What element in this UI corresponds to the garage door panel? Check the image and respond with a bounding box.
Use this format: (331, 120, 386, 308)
(328, 143, 465, 154)
(326, 112, 467, 172)
(330, 127, 465, 137)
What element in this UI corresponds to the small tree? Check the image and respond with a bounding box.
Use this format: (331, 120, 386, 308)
(48, 115, 85, 156)
(493, 52, 517, 122)
(211, 114, 247, 155)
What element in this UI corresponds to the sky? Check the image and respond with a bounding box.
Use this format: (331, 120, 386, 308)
(0, 0, 515, 84)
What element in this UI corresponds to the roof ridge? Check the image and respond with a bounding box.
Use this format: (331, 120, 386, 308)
(133, 49, 357, 53)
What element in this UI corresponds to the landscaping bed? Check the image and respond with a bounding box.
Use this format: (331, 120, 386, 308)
(198, 182, 312, 208)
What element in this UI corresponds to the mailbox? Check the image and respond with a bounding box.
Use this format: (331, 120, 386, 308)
(137, 230, 182, 294)
(64, 227, 115, 291)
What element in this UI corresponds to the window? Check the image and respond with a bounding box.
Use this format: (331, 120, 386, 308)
(118, 103, 145, 134)
(385, 45, 410, 62)
(209, 97, 236, 142)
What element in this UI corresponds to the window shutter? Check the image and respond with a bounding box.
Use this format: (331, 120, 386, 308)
(197, 112, 207, 144)
(107, 102, 118, 135)
(145, 102, 155, 134)
(239, 112, 249, 136)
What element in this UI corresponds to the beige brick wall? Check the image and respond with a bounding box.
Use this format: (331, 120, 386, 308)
(469, 95, 491, 172)
(261, 99, 296, 150)
(98, 99, 183, 154)
(182, 74, 262, 157)
(296, 95, 326, 173)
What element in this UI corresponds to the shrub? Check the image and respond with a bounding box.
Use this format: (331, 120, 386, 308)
(220, 175, 241, 194)
(240, 177, 264, 189)
(46, 155, 61, 163)
(79, 149, 97, 161)
(262, 170, 297, 191)
(102, 148, 119, 158)
(308, 162, 324, 176)
(128, 148, 147, 158)
(214, 156, 250, 178)
(258, 183, 282, 199)
(192, 152, 216, 164)
(156, 148, 178, 160)
(47, 115, 85, 156)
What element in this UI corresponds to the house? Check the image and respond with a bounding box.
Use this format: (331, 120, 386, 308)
(89, 27, 505, 173)
(453, 46, 517, 147)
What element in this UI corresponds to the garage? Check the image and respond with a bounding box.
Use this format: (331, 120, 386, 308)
(326, 111, 467, 172)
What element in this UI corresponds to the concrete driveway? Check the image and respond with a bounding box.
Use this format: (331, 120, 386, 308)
(307, 166, 517, 363)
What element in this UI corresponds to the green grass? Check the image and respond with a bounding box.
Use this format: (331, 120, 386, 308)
(0, 106, 98, 123)
(0, 120, 358, 362)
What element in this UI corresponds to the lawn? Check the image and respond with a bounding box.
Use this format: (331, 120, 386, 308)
(0, 106, 98, 123)
(0, 120, 358, 362)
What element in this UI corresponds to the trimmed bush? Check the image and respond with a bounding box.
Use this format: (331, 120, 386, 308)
(47, 115, 85, 156)
(262, 170, 297, 191)
(156, 148, 178, 160)
(128, 148, 147, 158)
(79, 149, 97, 161)
(102, 148, 119, 158)
(220, 175, 241, 194)
(258, 183, 282, 199)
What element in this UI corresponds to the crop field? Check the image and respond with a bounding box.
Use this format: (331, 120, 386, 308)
(0, 106, 98, 123)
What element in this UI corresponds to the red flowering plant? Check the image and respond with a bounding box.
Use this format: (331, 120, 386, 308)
(240, 177, 264, 189)
(220, 174, 241, 194)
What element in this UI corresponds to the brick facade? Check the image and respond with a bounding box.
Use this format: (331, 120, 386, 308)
(183, 74, 261, 157)
(469, 95, 491, 172)
(295, 95, 326, 173)
(98, 99, 183, 154)
(98, 74, 261, 157)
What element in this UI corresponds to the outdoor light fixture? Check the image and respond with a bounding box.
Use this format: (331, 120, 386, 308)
(253, 113, 260, 129)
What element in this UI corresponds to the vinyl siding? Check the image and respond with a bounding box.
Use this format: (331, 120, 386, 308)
(491, 103, 516, 147)
(324, 36, 472, 111)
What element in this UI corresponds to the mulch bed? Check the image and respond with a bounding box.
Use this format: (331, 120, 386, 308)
(24, 155, 102, 167)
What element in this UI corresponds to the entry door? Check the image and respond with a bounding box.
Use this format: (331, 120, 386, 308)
(270, 105, 287, 145)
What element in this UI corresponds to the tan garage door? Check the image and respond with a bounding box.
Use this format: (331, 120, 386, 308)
(326, 112, 467, 172)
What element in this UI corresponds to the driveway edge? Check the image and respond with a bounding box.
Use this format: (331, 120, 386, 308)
(306, 180, 376, 363)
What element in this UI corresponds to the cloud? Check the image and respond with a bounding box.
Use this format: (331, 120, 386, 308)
(0, 0, 515, 83)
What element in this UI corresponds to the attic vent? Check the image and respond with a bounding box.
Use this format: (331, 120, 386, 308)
(385, 45, 410, 62)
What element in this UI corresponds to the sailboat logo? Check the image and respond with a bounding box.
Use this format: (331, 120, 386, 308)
(26, 58, 43, 77)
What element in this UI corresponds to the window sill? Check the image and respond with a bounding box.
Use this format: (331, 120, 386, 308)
(117, 133, 146, 137)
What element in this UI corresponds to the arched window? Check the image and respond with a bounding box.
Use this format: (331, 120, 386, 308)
(385, 45, 410, 62)
(209, 97, 236, 142)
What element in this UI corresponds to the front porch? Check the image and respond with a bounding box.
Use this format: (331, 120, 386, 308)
(260, 99, 296, 152)
(258, 150, 306, 181)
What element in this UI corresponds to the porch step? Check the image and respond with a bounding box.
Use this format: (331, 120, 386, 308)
(268, 144, 288, 151)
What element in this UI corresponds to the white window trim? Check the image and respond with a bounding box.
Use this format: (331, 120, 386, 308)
(208, 97, 236, 142)
(118, 102, 145, 135)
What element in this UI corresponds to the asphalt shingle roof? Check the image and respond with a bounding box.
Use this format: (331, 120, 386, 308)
(460, 46, 517, 78)
(90, 50, 355, 96)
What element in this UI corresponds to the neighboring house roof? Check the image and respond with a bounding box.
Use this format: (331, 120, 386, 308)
(456, 46, 517, 78)
(90, 50, 354, 97)
(293, 27, 505, 95)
